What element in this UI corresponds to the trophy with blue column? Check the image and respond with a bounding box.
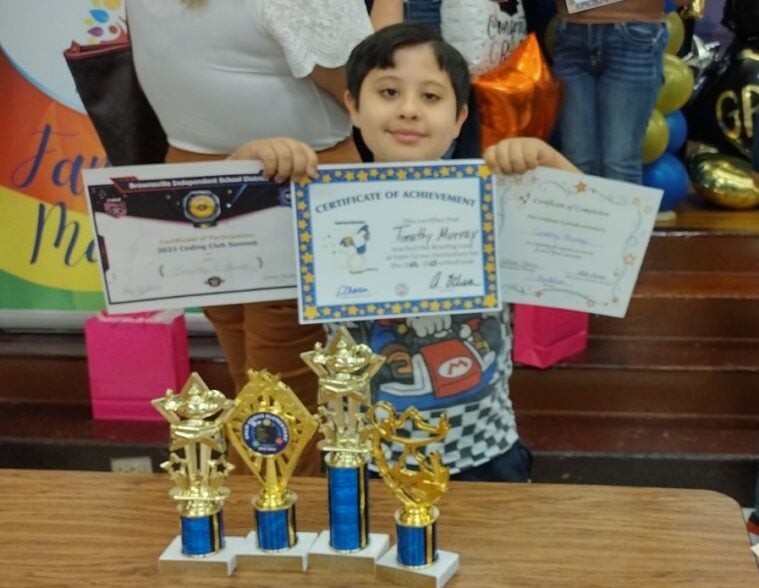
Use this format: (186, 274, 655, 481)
(152, 373, 242, 576)
(301, 326, 390, 572)
(225, 369, 320, 572)
(367, 401, 460, 588)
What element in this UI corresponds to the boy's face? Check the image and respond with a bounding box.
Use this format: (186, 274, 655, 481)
(345, 44, 468, 163)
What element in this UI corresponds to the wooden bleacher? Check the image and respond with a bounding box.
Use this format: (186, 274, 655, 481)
(1, 195, 758, 502)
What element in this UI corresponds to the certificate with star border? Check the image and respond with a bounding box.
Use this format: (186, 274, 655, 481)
(497, 166, 662, 318)
(293, 160, 501, 324)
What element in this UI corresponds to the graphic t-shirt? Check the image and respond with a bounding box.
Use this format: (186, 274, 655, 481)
(327, 310, 518, 474)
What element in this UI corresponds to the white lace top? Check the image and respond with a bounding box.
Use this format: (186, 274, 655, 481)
(127, 0, 373, 154)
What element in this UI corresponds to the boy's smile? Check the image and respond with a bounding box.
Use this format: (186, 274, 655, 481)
(345, 44, 468, 163)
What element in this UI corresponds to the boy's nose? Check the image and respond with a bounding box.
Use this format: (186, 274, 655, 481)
(398, 96, 420, 120)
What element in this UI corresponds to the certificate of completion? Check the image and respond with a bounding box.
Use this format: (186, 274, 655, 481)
(293, 161, 500, 324)
(498, 167, 662, 318)
(83, 161, 297, 312)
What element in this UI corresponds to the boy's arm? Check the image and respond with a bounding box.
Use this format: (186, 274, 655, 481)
(228, 138, 319, 183)
(483, 138, 579, 175)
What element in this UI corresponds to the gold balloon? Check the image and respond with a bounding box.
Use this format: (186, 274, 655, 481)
(686, 150, 759, 209)
(656, 54, 695, 114)
(664, 12, 685, 55)
(680, 0, 706, 20)
(642, 109, 669, 164)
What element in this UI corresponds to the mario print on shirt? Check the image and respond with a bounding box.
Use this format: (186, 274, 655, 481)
(334, 313, 503, 411)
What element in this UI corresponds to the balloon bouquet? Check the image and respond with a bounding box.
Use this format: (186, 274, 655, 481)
(682, 0, 759, 209)
(640, 4, 695, 216)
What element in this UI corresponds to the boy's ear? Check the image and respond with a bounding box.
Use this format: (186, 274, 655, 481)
(453, 104, 469, 138)
(344, 90, 361, 128)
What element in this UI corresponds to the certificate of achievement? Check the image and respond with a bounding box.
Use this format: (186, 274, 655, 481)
(83, 161, 297, 312)
(497, 167, 662, 318)
(293, 161, 500, 324)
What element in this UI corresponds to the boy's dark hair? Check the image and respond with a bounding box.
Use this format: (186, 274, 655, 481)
(346, 23, 471, 112)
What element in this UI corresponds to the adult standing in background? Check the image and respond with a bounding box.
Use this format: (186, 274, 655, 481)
(551, 0, 693, 183)
(126, 0, 374, 474)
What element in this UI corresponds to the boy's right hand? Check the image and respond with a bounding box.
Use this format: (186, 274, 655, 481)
(228, 137, 318, 183)
(483, 137, 578, 175)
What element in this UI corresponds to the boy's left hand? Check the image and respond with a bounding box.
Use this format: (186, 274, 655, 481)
(483, 137, 578, 175)
(228, 137, 319, 183)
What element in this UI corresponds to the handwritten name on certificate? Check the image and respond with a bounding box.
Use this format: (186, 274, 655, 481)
(83, 161, 297, 312)
(293, 161, 500, 324)
(497, 167, 662, 318)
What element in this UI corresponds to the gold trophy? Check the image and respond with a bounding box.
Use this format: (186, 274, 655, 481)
(152, 373, 242, 576)
(225, 369, 319, 571)
(367, 401, 460, 588)
(301, 326, 390, 571)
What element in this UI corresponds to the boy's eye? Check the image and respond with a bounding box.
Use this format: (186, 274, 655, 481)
(422, 92, 440, 102)
(379, 88, 398, 98)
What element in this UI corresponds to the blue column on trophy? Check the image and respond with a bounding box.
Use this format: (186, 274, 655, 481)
(327, 455, 370, 551)
(181, 510, 225, 557)
(395, 506, 439, 567)
(255, 494, 297, 551)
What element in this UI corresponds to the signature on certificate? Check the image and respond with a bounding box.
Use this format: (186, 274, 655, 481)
(159, 258, 264, 278)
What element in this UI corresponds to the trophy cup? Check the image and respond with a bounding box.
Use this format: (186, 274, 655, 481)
(301, 326, 390, 571)
(152, 373, 242, 576)
(225, 369, 320, 571)
(367, 401, 460, 588)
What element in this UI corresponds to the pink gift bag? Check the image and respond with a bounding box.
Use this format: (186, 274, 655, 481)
(85, 310, 190, 421)
(512, 304, 589, 369)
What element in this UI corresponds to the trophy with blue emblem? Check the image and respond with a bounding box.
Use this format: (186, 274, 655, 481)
(301, 326, 390, 571)
(152, 373, 242, 576)
(367, 402, 460, 588)
(225, 369, 320, 571)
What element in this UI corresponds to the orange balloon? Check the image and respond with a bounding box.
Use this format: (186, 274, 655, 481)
(472, 33, 561, 150)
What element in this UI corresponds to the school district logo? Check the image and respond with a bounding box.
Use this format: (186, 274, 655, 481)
(104, 200, 127, 218)
(242, 412, 290, 456)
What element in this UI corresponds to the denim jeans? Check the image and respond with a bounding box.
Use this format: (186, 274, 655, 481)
(552, 21, 668, 184)
(404, 0, 442, 31)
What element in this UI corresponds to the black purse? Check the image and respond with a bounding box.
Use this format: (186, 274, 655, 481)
(63, 40, 168, 166)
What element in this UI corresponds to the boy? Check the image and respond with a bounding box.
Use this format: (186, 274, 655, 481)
(232, 23, 576, 481)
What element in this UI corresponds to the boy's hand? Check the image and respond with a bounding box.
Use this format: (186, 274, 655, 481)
(228, 138, 318, 183)
(483, 138, 578, 175)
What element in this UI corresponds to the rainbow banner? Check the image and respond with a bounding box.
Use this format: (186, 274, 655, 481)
(0, 0, 126, 311)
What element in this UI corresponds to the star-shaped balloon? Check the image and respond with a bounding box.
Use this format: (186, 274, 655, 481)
(472, 33, 561, 150)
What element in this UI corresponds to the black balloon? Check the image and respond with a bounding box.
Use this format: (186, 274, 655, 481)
(684, 42, 759, 159)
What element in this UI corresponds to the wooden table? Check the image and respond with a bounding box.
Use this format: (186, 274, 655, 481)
(2, 469, 756, 587)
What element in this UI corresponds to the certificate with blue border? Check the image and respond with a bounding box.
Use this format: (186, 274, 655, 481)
(293, 160, 501, 324)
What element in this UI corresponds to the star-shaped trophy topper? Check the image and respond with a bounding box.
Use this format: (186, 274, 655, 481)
(301, 326, 385, 452)
(152, 373, 236, 513)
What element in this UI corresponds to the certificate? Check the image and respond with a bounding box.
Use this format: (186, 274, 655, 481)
(293, 161, 500, 324)
(83, 161, 297, 312)
(497, 167, 662, 318)
(565, 0, 623, 13)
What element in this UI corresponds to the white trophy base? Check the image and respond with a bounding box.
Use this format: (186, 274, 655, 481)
(376, 546, 460, 588)
(234, 530, 318, 572)
(158, 535, 244, 576)
(308, 530, 390, 573)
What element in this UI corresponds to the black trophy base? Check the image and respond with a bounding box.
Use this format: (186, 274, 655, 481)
(309, 530, 390, 573)
(376, 546, 460, 588)
(235, 530, 318, 572)
(158, 535, 245, 577)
